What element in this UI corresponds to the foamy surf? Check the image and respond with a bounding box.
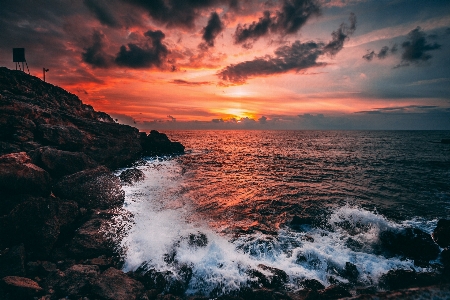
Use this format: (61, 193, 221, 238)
(112, 157, 441, 296)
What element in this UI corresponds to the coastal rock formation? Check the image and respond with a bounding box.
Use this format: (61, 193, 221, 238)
(0, 67, 185, 299)
(433, 219, 450, 248)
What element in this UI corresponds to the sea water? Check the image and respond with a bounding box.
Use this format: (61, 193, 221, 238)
(112, 130, 450, 296)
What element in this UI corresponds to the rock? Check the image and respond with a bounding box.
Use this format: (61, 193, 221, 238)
(53, 166, 124, 209)
(442, 248, 450, 270)
(343, 262, 359, 282)
(0, 152, 51, 197)
(290, 216, 315, 227)
(188, 232, 208, 248)
(119, 168, 145, 184)
(318, 285, 351, 299)
(54, 264, 99, 297)
(257, 264, 288, 290)
(92, 267, 145, 300)
(299, 279, 325, 291)
(380, 227, 440, 261)
(0, 244, 26, 278)
(30, 146, 98, 178)
(69, 217, 114, 259)
(1, 276, 43, 299)
(36, 124, 86, 151)
(379, 269, 443, 290)
(2, 197, 78, 256)
(141, 130, 185, 156)
(433, 219, 450, 248)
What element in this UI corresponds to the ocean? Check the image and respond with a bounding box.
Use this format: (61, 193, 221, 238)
(111, 130, 450, 296)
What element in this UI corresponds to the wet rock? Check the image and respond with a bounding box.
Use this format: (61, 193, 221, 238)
(119, 168, 145, 184)
(318, 284, 351, 299)
(92, 267, 145, 300)
(299, 279, 325, 291)
(343, 262, 359, 282)
(188, 232, 208, 248)
(0, 244, 26, 278)
(1, 276, 43, 299)
(289, 216, 315, 230)
(54, 264, 99, 297)
(257, 264, 289, 290)
(442, 248, 450, 270)
(53, 166, 124, 209)
(2, 197, 78, 256)
(0, 152, 51, 197)
(379, 269, 443, 290)
(433, 219, 450, 248)
(30, 146, 98, 178)
(69, 217, 114, 259)
(380, 227, 440, 261)
(141, 130, 185, 156)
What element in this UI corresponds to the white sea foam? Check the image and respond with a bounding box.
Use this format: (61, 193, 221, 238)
(113, 158, 437, 296)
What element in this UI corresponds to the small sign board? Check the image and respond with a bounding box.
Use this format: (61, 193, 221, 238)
(13, 48, 26, 62)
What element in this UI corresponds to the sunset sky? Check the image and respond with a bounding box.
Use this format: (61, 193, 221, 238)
(1, 0, 450, 130)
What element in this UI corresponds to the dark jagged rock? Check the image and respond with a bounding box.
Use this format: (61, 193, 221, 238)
(188, 232, 208, 248)
(69, 217, 115, 259)
(92, 267, 145, 300)
(119, 168, 145, 184)
(0, 152, 51, 197)
(343, 262, 359, 282)
(53, 264, 99, 297)
(379, 269, 444, 290)
(30, 146, 98, 178)
(299, 279, 325, 291)
(442, 249, 450, 270)
(433, 219, 450, 248)
(1, 197, 78, 256)
(53, 166, 124, 210)
(380, 227, 440, 261)
(0, 244, 26, 278)
(318, 284, 351, 299)
(141, 130, 185, 156)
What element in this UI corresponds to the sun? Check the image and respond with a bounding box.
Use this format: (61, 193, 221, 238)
(224, 108, 255, 119)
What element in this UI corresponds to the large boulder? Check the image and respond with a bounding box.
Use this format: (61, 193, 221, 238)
(380, 227, 440, 262)
(141, 130, 184, 156)
(36, 124, 86, 151)
(69, 217, 114, 259)
(30, 146, 98, 178)
(119, 168, 145, 184)
(53, 166, 124, 210)
(53, 264, 99, 297)
(92, 267, 145, 300)
(0, 276, 43, 299)
(0, 244, 26, 278)
(0, 152, 51, 197)
(432, 219, 450, 248)
(2, 197, 78, 256)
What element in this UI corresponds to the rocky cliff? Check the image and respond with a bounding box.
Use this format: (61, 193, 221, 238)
(0, 67, 185, 299)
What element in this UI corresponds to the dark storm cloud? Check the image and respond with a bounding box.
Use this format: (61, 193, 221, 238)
(401, 27, 441, 63)
(234, 11, 273, 45)
(82, 31, 114, 68)
(322, 12, 356, 56)
(220, 13, 355, 83)
(201, 12, 224, 47)
(123, 0, 234, 29)
(234, 0, 321, 46)
(115, 30, 169, 68)
(219, 41, 324, 83)
(356, 105, 440, 114)
(83, 0, 120, 27)
(363, 44, 397, 61)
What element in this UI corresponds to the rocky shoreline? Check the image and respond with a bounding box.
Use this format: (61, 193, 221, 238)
(0, 67, 449, 299)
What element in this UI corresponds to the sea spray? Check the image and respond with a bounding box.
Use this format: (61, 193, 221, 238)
(111, 157, 439, 296)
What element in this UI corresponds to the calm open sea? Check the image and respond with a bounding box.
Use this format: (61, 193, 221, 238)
(112, 130, 450, 296)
